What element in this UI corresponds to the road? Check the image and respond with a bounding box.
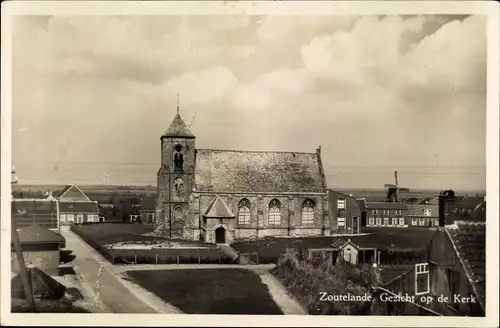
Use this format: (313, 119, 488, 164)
(60, 227, 158, 313)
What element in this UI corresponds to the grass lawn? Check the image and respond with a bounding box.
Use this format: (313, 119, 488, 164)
(125, 269, 283, 314)
(230, 227, 436, 264)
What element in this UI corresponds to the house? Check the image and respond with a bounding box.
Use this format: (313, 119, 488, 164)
(407, 204, 440, 228)
(11, 199, 59, 230)
(11, 225, 66, 276)
(328, 190, 362, 234)
(140, 198, 156, 224)
(56, 184, 99, 224)
(448, 196, 485, 217)
(155, 112, 329, 244)
(365, 202, 409, 228)
(369, 220, 485, 316)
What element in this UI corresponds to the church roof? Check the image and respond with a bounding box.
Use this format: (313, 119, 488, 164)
(194, 149, 326, 193)
(204, 195, 235, 218)
(162, 114, 195, 138)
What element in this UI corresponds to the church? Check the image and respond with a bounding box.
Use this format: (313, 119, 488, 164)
(154, 111, 331, 244)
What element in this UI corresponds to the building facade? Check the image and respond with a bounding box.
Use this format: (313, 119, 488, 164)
(56, 184, 99, 224)
(365, 202, 409, 228)
(155, 113, 329, 244)
(328, 190, 361, 234)
(407, 204, 440, 228)
(140, 198, 157, 224)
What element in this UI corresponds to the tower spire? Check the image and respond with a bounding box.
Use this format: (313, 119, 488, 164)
(176, 93, 180, 115)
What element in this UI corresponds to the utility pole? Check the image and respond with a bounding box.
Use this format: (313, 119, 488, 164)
(11, 166, 36, 311)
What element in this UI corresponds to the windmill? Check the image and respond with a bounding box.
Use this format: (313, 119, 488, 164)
(384, 170, 410, 203)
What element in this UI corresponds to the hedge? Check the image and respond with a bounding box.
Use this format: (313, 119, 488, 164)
(70, 224, 234, 265)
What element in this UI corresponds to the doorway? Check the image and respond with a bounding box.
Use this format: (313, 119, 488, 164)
(353, 217, 359, 234)
(215, 227, 226, 244)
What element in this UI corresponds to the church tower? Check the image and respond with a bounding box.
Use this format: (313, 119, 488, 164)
(155, 101, 196, 238)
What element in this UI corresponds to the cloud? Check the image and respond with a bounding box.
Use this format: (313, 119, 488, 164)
(11, 14, 487, 190)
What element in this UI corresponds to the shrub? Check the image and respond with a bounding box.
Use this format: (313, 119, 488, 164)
(271, 250, 372, 315)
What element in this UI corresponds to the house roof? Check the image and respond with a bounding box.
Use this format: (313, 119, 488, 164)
(56, 184, 91, 202)
(193, 149, 326, 193)
(11, 267, 66, 300)
(446, 221, 485, 311)
(450, 196, 484, 210)
(162, 114, 195, 138)
(58, 201, 99, 213)
(378, 264, 414, 285)
(140, 198, 156, 212)
(12, 224, 66, 245)
(204, 195, 235, 218)
(365, 202, 408, 210)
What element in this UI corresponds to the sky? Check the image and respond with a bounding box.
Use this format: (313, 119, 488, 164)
(10, 14, 487, 191)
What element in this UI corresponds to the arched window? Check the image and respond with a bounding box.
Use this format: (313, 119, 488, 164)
(173, 205, 184, 220)
(238, 198, 251, 225)
(301, 199, 315, 225)
(173, 144, 184, 170)
(268, 199, 281, 225)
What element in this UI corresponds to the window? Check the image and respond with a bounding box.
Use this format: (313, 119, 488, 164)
(435, 219, 439, 226)
(368, 217, 374, 226)
(337, 217, 346, 229)
(383, 209, 390, 216)
(337, 199, 346, 209)
(376, 217, 381, 226)
(392, 218, 398, 226)
(268, 199, 281, 225)
(395, 209, 402, 215)
(372, 210, 378, 216)
(424, 209, 432, 217)
(238, 198, 251, 225)
(412, 218, 417, 226)
(383, 217, 389, 226)
(301, 199, 315, 225)
(173, 144, 184, 170)
(399, 218, 405, 226)
(67, 214, 75, 222)
(173, 205, 184, 220)
(87, 214, 94, 222)
(76, 214, 83, 223)
(60, 214, 66, 222)
(173, 177, 184, 197)
(415, 263, 430, 295)
(419, 218, 425, 226)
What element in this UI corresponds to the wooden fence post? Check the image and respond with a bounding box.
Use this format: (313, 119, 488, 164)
(156, 254, 158, 265)
(177, 254, 179, 265)
(198, 249, 201, 264)
(218, 252, 221, 264)
(134, 254, 137, 264)
(256, 252, 259, 264)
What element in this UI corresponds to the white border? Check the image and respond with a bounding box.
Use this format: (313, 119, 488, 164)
(1, 1, 499, 327)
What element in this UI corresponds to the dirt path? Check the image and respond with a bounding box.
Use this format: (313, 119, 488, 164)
(258, 273, 307, 315)
(60, 227, 160, 313)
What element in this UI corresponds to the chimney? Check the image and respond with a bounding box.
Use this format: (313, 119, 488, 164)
(439, 191, 455, 226)
(317, 145, 321, 157)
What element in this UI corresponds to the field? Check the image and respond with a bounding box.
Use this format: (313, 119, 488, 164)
(12, 184, 485, 204)
(70, 224, 232, 265)
(230, 227, 436, 264)
(125, 269, 283, 314)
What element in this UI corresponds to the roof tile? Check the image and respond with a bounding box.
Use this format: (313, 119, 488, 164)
(194, 149, 325, 193)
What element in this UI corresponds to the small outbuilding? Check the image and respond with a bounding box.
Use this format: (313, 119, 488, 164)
(11, 225, 66, 276)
